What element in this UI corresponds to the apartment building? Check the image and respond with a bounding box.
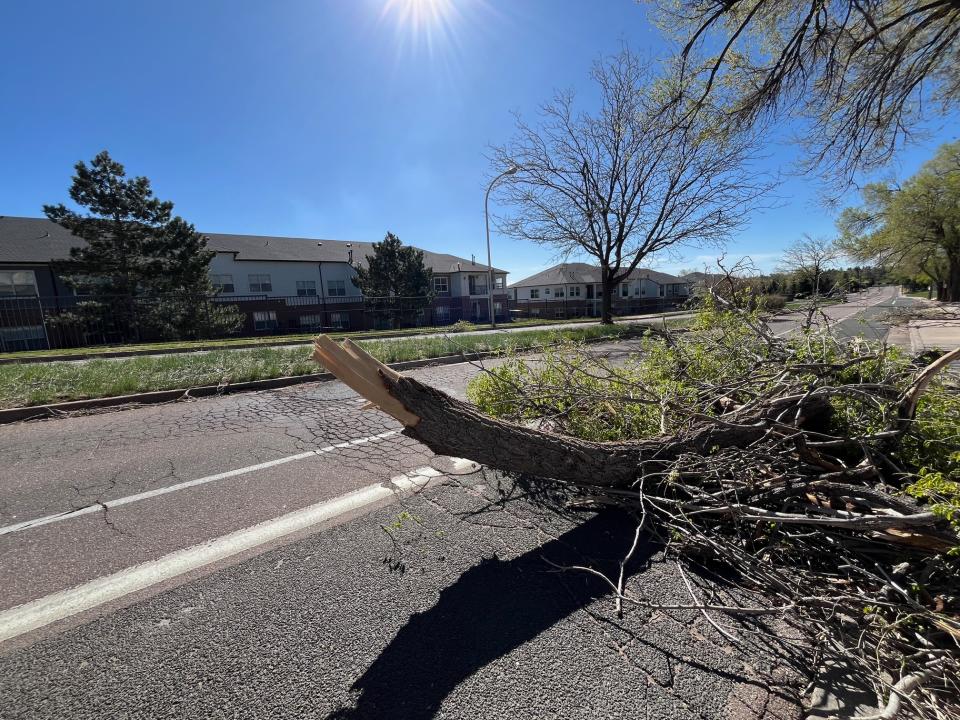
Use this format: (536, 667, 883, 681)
(509, 262, 691, 318)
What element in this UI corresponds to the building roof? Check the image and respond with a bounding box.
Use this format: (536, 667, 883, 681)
(509, 262, 689, 288)
(0, 217, 507, 274)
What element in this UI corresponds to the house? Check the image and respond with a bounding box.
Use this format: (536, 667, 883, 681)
(508, 262, 691, 318)
(0, 216, 510, 350)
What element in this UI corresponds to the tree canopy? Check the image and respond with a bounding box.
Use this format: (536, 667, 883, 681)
(648, 0, 960, 188)
(44, 151, 238, 340)
(838, 141, 960, 301)
(492, 47, 767, 323)
(352, 232, 433, 299)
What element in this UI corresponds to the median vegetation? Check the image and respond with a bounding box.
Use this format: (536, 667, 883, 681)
(0, 324, 640, 410)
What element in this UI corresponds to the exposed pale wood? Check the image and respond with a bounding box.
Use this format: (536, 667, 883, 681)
(897, 346, 960, 429)
(312, 337, 419, 426)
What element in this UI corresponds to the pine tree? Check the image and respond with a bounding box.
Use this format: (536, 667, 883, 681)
(352, 232, 432, 328)
(44, 151, 238, 340)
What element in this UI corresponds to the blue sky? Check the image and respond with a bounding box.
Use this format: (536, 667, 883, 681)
(1, 0, 957, 281)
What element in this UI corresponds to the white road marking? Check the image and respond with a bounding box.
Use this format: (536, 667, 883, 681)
(774, 289, 897, 337)
(0, 430, 402, 536)
(0, 480, 405, 644)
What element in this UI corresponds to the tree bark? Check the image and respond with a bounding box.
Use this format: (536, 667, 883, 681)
(379, 373, 827, 488)
(600, 265, 614, 324)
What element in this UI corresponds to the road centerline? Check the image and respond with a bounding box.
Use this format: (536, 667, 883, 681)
(0, 429, 401, 537)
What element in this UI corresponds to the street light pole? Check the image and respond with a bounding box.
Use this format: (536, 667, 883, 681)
(485, 165, 519, 328)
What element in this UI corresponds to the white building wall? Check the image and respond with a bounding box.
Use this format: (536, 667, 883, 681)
(208, 254, 362, 297)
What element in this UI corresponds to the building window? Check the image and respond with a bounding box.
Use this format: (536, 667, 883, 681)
(327, 280, 346, 296)
(433, 276, 449, 295)
(554, 287, 564, 297)
(329, 312, 350, 329)
(555, 309, 564, 318)
(634, 285, 641, 296)
(296, 280, 317, 296)
(494, 276, 505, 289)
(569, 286, 581, 297)
(530, 288, 540, 299)
(253, 311, 278, 331)
(0, 325, 46, 351)
(620, 283, 629, 298)
(211, 274, 234, 294)
(530, 307, 540, 316)
(468, 275, 488, 295)
(494, 301, 502, 316)
(0, 270, 39, 297)
(249, 274, 272, 293)
(659, 284, 665, 297)
(299, 314, 322, 329)
(544, 287, 551, 295)
(435, 305, 450, 322)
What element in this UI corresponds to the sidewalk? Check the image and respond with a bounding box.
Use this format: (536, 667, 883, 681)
(886, 301, 960, 353)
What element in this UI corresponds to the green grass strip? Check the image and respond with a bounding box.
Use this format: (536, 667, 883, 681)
(0, 324, 639, 409)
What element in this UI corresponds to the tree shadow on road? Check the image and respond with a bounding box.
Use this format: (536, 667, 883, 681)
(326, 511, 655, 720)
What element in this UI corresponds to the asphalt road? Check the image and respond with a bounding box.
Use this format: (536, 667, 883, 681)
(767, 285, 919, 343)
(1, 312, 910, 718)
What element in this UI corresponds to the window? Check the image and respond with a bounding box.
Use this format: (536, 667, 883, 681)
(248, 274, 272, 293)
(299, 314, 322, 329)
(468, 275, 488, 295)
(434, 305, 450, 322)
(596, 286, 603, 297)
(554, 287, 565, 297)
(659, 284, 665, 297)
(494, 276, 505, 289)
(544, 287, 551, 295)
(530, 307, 540, 316)
(0, 325, 46, 351)
(529, 288, 540, 299)
(330, 312, 350, 329)
(327, 280, 346, 296)
(494, 301, 502, 316)
(253, 310, 278, 331)
(620, 283, 630, 298)
(555, 309, 564, 318)
(569, 286, 581, 297)
(296, 280, 317, 296)
(211, 274, 234, 294)
(634, 286, 641, 296)
(0, 270, 39, 297)
(433, 276, 449, 295)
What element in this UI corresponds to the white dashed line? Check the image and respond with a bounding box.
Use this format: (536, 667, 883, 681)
(0, 481, 403, 643)
(0, 430, 402, 536)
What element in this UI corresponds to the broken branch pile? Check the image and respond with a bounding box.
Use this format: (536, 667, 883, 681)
(312, 309, 960, 718)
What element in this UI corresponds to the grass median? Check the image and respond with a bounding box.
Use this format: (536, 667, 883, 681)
(0, 324, 641, 410)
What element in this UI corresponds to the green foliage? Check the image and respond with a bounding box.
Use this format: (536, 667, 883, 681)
(43, 150, 220, 340)
(905, 469, 960, 531)
(352, 232, 432, 299)
(447, 320, 477, 333)
(838, 141, 960, 301)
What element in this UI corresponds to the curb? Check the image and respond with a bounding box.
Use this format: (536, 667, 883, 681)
(0, 331, 645, 424)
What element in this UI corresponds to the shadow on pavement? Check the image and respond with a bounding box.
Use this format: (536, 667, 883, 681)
(327, 511, 655, 720)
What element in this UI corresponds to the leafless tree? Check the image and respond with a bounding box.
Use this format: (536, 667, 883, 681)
(778, 235, 842, 297)
(491, 47, 769, 324)
(648, 0, 960, 190)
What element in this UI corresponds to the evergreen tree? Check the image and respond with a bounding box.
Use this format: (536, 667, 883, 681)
(44, 151, 238, 340)
(352, 232, 433, 329)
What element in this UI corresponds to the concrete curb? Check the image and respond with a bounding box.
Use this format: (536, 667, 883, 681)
(0, 331, 645, 424)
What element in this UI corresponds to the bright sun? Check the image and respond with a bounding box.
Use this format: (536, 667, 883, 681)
(380, 0, 462, 55)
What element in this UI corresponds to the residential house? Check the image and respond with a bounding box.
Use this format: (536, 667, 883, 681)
(509, 262, 691, 318)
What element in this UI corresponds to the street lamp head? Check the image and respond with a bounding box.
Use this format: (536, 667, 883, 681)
(504, 165, 520, 176)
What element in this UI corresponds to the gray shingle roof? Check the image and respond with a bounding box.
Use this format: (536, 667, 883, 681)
(0, 217, 507, 274)
(509, 262, 689, 288)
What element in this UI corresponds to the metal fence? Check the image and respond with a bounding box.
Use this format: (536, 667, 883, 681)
(0, 292, 683, 353)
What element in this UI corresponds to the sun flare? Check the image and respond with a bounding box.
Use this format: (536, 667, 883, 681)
(380, 0, 464, 56)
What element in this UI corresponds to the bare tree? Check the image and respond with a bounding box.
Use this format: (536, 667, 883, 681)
(648, 0, 960, 189)
(778, 235, 842, 297)
(491, 48, 769, 324)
